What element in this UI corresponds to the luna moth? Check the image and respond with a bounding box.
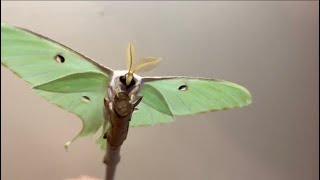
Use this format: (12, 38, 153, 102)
(1, 23, 252, 149)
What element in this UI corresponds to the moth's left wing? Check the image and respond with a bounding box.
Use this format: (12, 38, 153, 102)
(1, 23, 113, 148)
(130, 76, 252, 126)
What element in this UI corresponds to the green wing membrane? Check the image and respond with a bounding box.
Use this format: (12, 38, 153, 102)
(33, 72, 107, 93)
(1, 23, 112, 147)
(1, 23, 112, 85)
(131, 77, 252, 126)
(34, 89, 106, 142)
(131, 84, 174, 126)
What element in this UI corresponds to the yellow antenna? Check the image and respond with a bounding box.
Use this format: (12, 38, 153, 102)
(133, 57, 161, 73)
(127, 42, 134, 72)
(125, 42, 162, 86)
(126, 42, 134, 86)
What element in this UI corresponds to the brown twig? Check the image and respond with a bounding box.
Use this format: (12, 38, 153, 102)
(103, 91, 142, 180)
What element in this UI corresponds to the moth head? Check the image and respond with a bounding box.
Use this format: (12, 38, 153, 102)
(125, 71, 134, 86)
(124, 42, 162, 86)
(120, 73, 136, 88)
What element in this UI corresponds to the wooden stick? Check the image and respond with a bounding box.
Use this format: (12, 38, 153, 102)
(103, 91, 142, 180)
(104, 146, 121, 180)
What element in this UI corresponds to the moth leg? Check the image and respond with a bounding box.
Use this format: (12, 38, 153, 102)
(130, 94, 143, 109)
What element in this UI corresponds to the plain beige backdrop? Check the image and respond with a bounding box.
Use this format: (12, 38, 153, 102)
(1, 1, 319, 180)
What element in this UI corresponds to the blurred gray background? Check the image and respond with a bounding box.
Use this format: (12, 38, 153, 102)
(1, 1, 319, 180)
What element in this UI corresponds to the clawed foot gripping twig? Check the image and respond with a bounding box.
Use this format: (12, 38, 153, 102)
(103, 91, 142, 180)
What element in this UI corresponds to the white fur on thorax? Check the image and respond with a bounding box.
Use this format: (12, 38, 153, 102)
(107, 70, 142, 101)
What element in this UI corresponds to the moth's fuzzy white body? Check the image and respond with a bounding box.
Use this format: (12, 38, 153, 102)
(107, 70, 143, 102)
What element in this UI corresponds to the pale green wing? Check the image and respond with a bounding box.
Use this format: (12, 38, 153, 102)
(1, 23, 113, 147)
(1, 23, 113, 85)
(34, 88, 106, 147)
(131, 84, 174, 126)
(130, 77, 252, 126)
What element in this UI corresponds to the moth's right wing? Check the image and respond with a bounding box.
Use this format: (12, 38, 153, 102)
(130, 76, 252, 127)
